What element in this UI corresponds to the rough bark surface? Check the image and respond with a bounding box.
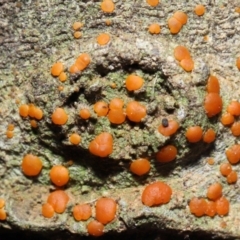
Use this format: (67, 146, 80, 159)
(0, 0, 240, 239)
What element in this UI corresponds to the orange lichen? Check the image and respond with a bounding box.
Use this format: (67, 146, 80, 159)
(74, 31, 82, 39)
(58, 72, 67, 82)
(146, 0, 159, 7)
(207, 183, 222, 201)
(227, 101, 240, 116)
(194, 5, 205, 16)
(69, 64, 80, 74)
(185, 126, 203, 143)
(220, 113, 234, 126)
(34, 107, 43, 120)
(21, 154, 43, 177)
(74, 53, 91, 71)
(231, 122, 240, 136)
(173, 11, 188, 25)
(204, 93, 222, 117)
(215, 197, 229, 216)
(101, 0, 115, 13)
(207, 158, 215, 165)
(69, 133, 81, 145)
(51, 62, 64, 77)
(7, 124, 14, 131)
(174, 46, 191, 61)
(79, 109, 91, 120)
(6, 131, 14, 139)
(180, 58, 194, 72)
(89, 132, 113, 157)
(42, 203, 55, 218)
(0, 199, 5, 209)
(95, 197, 117, 224)
(225, 144, 240, 164)
(236, 57, 240, 70)
(206, 75, 220, 93)
(189, 197, 207, 217)
(94, 101, 109, 116)
(220, 162, 232, 177)
(50, 165, 69, 187)
(130, 158, 151, 176)
(72, 22, 83, 31)
(227, 171, 238, 184)
(19, 104, 29, 117)
(47, 190, 69, 214)
(51, 108, 68, 125)
(97, 33, 110, 45)
(168, 17, 182, 34)
(125, 75, 144, 91)
(203, 128, 216, 143)
(0, 209, 7, 221)
(87, 220, 104, 237)
(142, 181, 172, 207)
(148, 23, 161, 34)
(204, 201, 216, 217)
(73, 204, 92, 221)
(158, 119, 179, 136)
(108, 109, 126, 124)
(30, 119, 38, 128)
(156, 145, 177, 163)
(109, 98, 124, 110)
(126, 101, 146, 122)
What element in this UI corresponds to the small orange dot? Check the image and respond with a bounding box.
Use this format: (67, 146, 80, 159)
(21, 154, 43, 177)
(42, 203, 54, 218)
(49, 165, 69, 187)
(173, 11, 188, 25)
(227, 170, 238, 184)
(146, 0, 159, 7)
(207, 183, 222, 201)
(73, 31, 82, 39)
(225, 144, 240, 164)
(58, 72, 67, 82)
(30, 119, 38, 128)
(220, 113, 234, 126)
(97, 33, 110, 45)
(230, 122, 240, 136)
(73, 204, 92, 221)
(51, 62, 64, 77)
(206, 75, 220, 93)
(130, 158, 151, 176)
(156, 145, 177, 163)
(185, 126, 203, 143)
(148, 23, 161, 34)
(215, 197, 229, 216)
(7, 124, 14, 131)
(194, 5, 205, 16)
(69, 133, 81, 145)
(220, 162, 232, 177)
(125, 75, 144, 91)
(101, 0, 115, 13)
(87, 220, 104, 237)
(174, 46, 191, 62)
(204, 93, 222, 117)
(180, 58, 194, 72)
(6, 130, 14, 139)
(72, 22, 83, 31)
(168, 17, 182, 34)
(227, 101, 240, 116)
(126, 101, 146, 122)
(79, 109, 91, 120)
(51, 108, 68, 125)
(94, 101, 109, 117)
(203, 128, 216, 143)
(207, 158, 215, 165)
(19, 104, 29, 118)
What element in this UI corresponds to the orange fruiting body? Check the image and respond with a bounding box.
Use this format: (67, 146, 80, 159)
(126, 101, 146, 122)
(75, 53, 91, 71)
(168, 17, 182, 34)
(109, 98, 124, 110)
(87, 220, 104, 237)
(42, 203, 55, 218)
(189, 197, 207, 217)
(73, 204, 92, 221)
(194, 4, 205, 16)
(207, 183, 222, 201)
(73, 31, 82, 39)
(146, 0, 159, 7)
(185, 126, 203, 143)
(225, 144, 240, 164)
(108, 109, 126, 124)
(89, 132, 113, 157)
(21, 154, 43, 177)
(204, 201, 216, 217)
(130, 158, 151, 176)
(51, 62, 64, 77)
(227, 101, 240, 116)
(173, 11, 188, 25)
(30, 119, 38, 128)
(79, 109, 91, 120)
(206, 75, 220, 93)
(148, 23, 161, 34)
(51, 108, 68, 125)
(7, 124, 14, 131)
(95, 197, 117, 224)
(158, 119, 179, 136)
(125, 75, 144, 91)
(0, 209, 7, 221)
(220, 113, 234, 126)
(97, 33, 110, 45)
(72, 22, 83, 31)
(174, 46, 191, 61)
(69, 64, 80, 74)
(94, 101, 109, 117)
(34, 107, 43, 120)
(19, 104, 29, 117)
(47, 190, 69, 214)
(227, 171, 238, 184)
(203, 128, 216, 143)
(69, 133, 81, 145)
(156, 145, 177, 163)
(50, 165, 69, 187)
(142, 181, 172, 207)
(204, 93, 222, 117)
(180, 58, 194, 72)
(215, 197, 229, 216)
(58, 72, 67, 82)
(220, 162, 232, 177)
(231, 122, 240, 136)
(6, 131, 14, 139)
(101, 0, 115, 13)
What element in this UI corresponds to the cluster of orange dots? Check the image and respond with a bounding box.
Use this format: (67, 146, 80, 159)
(189, 183, 229, 217)
(6, 123, 14, 139)
(72, 21, 83, 39)
(0, 198, 6, 221)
